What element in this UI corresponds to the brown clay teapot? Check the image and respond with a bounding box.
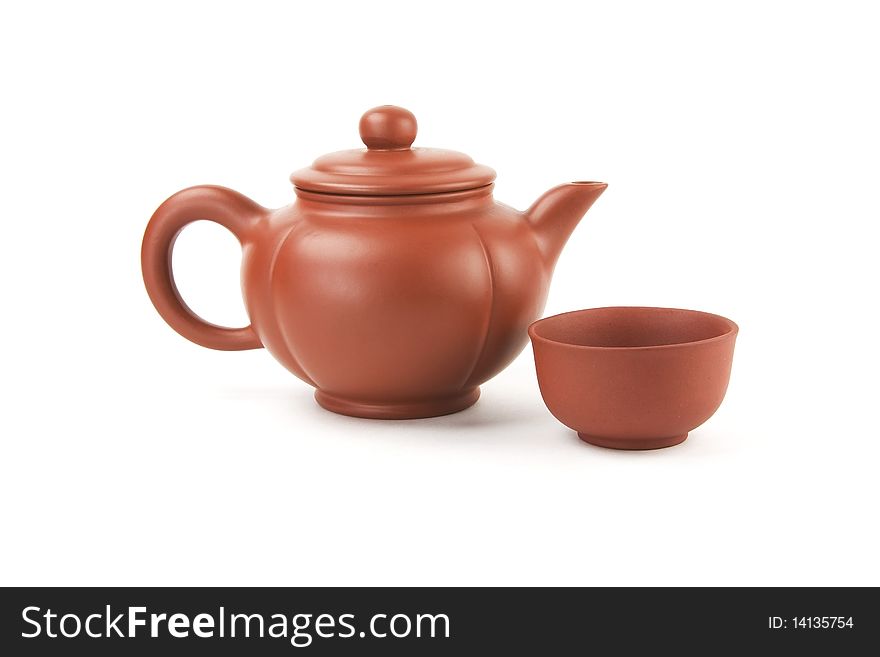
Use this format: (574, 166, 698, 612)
(142, 106, 606, 418)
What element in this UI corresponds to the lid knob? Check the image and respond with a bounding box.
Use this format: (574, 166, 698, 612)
(359, 105, 417, 150)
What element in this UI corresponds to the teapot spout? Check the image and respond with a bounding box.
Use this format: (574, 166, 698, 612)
(526, 182, 607, 267)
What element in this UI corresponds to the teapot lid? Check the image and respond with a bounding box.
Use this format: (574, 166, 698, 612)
(290, 106, 496, 196)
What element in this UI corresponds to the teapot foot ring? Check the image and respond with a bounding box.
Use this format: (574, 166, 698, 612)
(315, 388, 480, 420)
(577, 433, 688, 450)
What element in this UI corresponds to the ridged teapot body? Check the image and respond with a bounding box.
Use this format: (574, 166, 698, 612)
(241, 186, 549, 417)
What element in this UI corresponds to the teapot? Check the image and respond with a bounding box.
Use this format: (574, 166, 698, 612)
(142, 106, 606, 418)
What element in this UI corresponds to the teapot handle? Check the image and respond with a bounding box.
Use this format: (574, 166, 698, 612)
(141, 185, 265, 351)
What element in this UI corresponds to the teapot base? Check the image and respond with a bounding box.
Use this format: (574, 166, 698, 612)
(577, 432, 688, 450)
(315, 388, 480, 420)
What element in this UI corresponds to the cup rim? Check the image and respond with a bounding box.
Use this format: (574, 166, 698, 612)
(528, 306, 739, 352)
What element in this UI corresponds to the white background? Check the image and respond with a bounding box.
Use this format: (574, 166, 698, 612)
(2, 1, 878, 586)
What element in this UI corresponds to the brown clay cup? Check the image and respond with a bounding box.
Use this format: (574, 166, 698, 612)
(529, 307, 738, 450)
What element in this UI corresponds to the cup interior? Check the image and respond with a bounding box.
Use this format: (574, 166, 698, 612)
(530, 307, 737, 348)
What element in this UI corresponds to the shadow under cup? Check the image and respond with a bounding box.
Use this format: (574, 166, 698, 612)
(528, 307, 738, 450)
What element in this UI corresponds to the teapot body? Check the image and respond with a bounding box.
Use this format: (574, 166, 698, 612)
(242, 185, 550, 418)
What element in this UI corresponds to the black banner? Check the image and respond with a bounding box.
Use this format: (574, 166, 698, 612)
(1, 587, 875, 654)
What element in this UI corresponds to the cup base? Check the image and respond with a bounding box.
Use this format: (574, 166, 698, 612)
(577, 433, 688, 450)
(315, 387, 480, 420)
